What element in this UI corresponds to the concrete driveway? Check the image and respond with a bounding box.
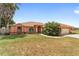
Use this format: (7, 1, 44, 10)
(64, 34, 79, 39)
(41, 34, 79, 39)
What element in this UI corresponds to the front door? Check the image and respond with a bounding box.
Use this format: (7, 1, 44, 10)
(17, 27, 22, 34)
(29, 27, 34, 33)
(37, 26, 41, 33)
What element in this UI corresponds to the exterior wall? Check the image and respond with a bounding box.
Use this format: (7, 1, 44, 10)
(9, 26, 17, 34)
(9, 25, 43, 34)
(34, 25, 38, 33)
(69, 27, 73, 33)
(25, 26, 35, 33)
(60, 27, 73, 35)
(22, 26, 29, 33)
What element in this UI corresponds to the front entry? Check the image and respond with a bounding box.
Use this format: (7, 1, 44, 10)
(29, 27, 34, 33)
(17, 27, 22, 34)
(37, 26, 42, 33)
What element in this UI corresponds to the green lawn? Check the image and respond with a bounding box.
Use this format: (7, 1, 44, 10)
(73, 29, 79, 34)
(0, 34, 79, 56)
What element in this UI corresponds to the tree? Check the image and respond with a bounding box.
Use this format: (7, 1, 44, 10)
(9, 19, 15, 24)
(43, 21, 61, 36)
(0, 3, 19, 28)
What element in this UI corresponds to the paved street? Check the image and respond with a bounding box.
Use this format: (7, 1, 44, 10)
(64, 34, 79, 39)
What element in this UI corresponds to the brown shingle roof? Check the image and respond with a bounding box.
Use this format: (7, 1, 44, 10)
(59, 24, 73, 28)
(22, 21, 44, 26)
(9, 22, 44, 26)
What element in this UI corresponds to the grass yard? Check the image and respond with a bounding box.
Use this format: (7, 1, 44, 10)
(0, 34, 79, 56)
(73, 29, 79, 34)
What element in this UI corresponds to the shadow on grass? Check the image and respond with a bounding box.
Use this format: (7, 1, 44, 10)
(0, 34, 26, 40)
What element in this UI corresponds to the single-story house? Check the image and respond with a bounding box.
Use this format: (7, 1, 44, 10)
(9, 22, 44, 34)
(9, 22, 73, 35)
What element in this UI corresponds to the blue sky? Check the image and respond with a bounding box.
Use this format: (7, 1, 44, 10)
(13, 3, 79, 27)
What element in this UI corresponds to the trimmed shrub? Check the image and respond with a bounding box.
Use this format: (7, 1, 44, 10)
(43, 21, 61, 36)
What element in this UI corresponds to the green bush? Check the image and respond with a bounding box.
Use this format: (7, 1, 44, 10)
(43, 21, 61, 36)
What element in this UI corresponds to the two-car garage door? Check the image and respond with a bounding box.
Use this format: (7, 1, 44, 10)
(61, 29, 70, 35)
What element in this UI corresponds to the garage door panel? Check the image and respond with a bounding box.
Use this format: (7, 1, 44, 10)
(61, 29, 69, 35)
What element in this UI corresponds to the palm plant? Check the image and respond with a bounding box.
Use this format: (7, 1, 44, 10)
(0, 3, 19, 28)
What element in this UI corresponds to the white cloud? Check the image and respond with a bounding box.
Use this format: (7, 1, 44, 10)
(74, 10, 79, 14)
